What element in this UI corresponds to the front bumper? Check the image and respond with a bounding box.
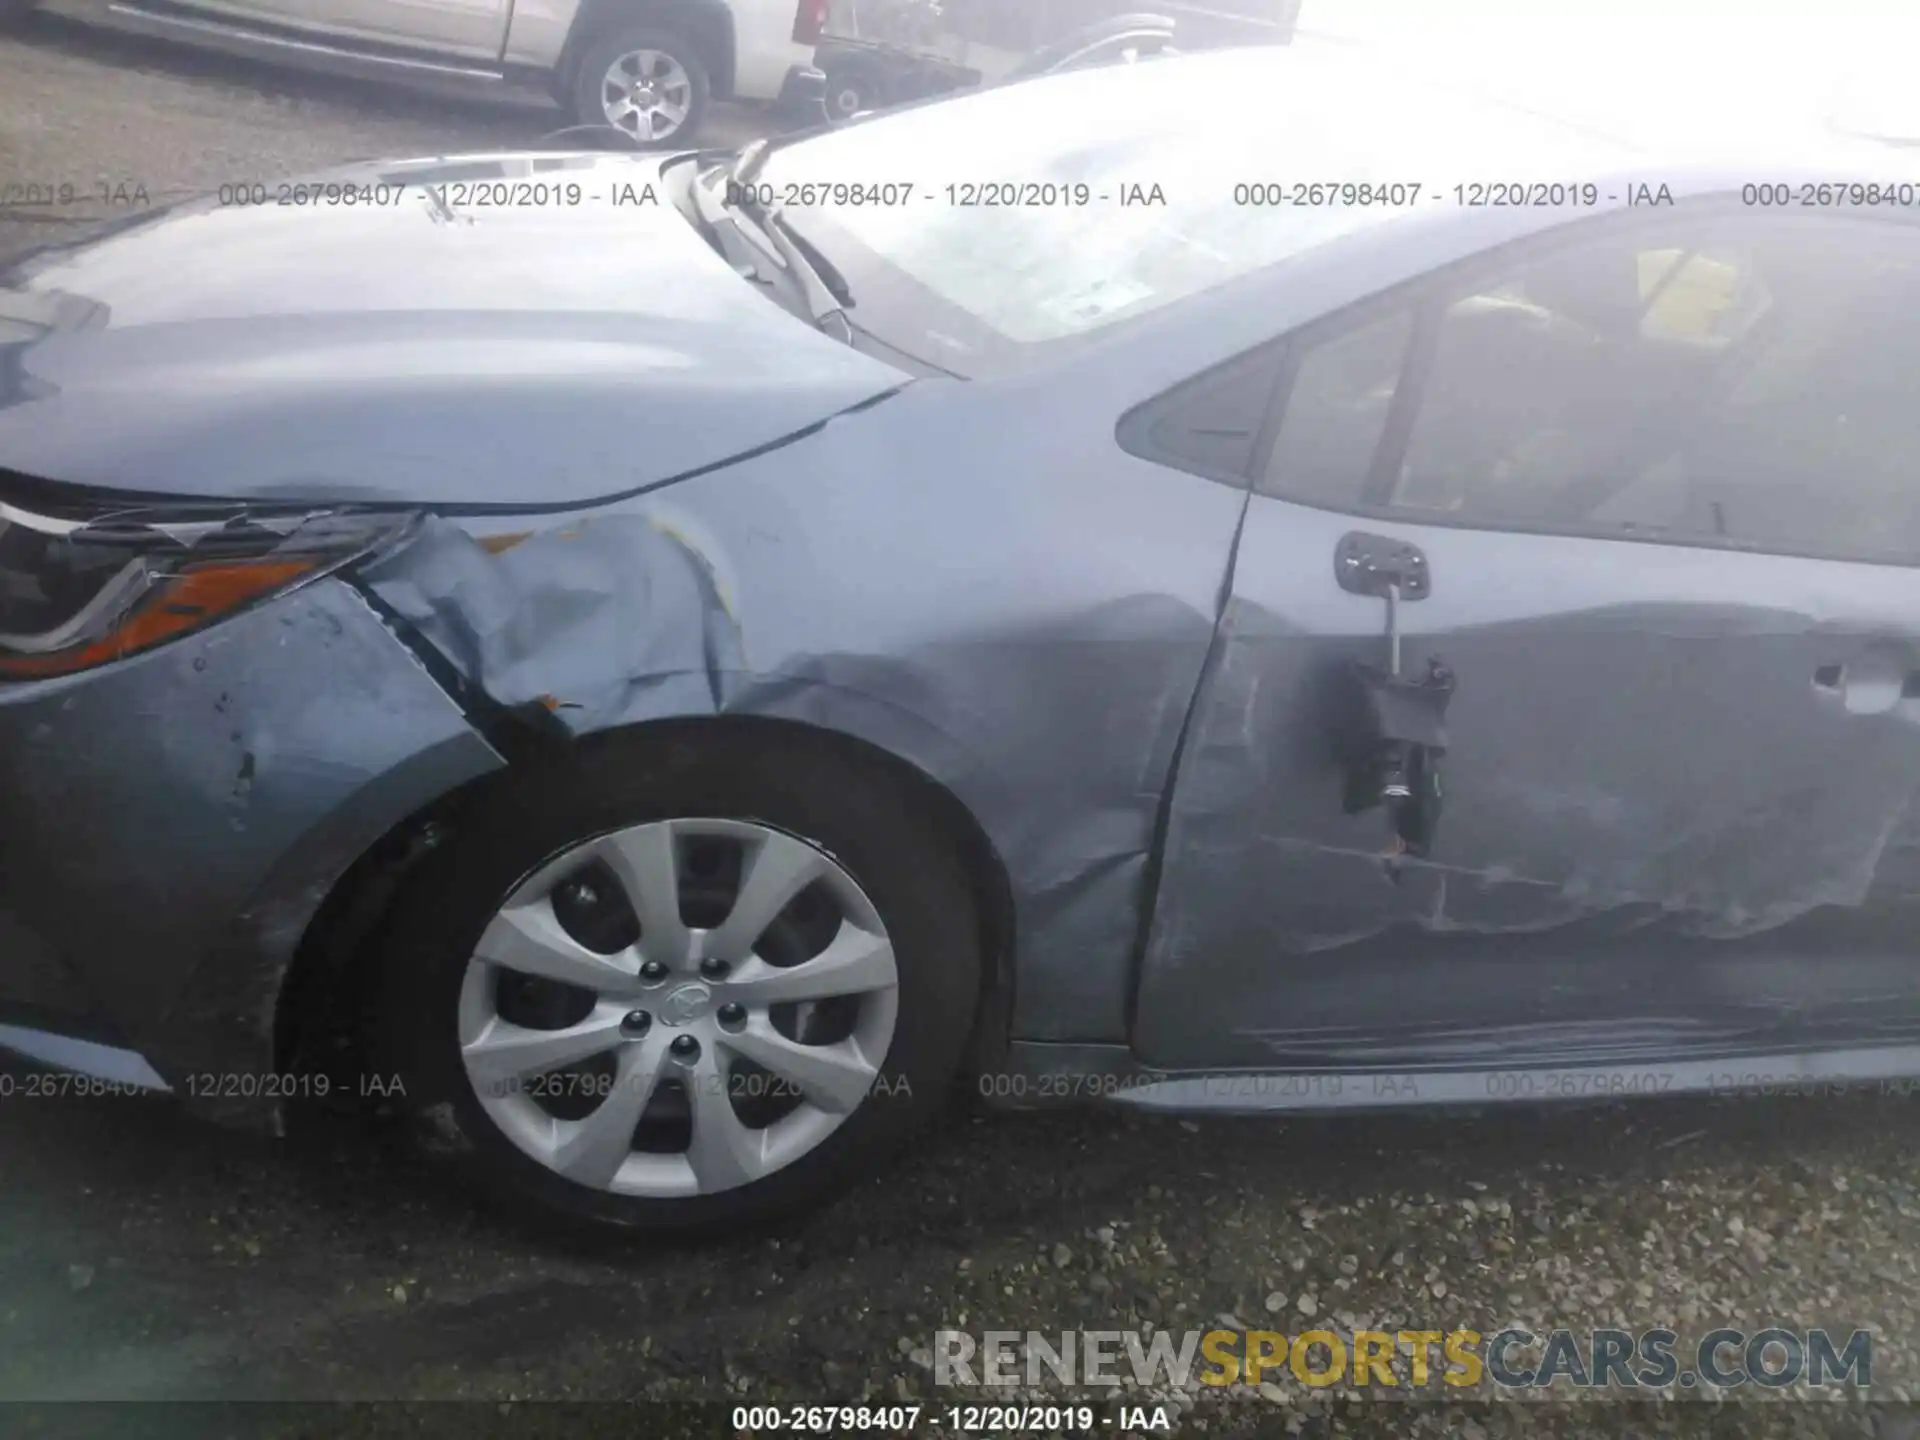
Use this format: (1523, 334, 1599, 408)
(0, 576, 502, 1126)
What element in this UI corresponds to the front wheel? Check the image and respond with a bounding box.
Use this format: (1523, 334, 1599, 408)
(373, 725, 983, 1235)
(569, 27, 712, 147)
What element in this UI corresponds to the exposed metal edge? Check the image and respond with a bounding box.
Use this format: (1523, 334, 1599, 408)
(0, 1023, 173, 1092)
(1100, 1045, 1920, 1114)
(101, 3, 508, 81)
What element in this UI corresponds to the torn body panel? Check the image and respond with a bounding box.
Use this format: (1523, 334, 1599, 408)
(359, 379, 1244, 1044)
(0, 578, 503, 1124)
(1136, 494, 1920, 1071)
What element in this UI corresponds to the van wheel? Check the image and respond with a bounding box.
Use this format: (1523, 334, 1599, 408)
(570, 26, 712, 147)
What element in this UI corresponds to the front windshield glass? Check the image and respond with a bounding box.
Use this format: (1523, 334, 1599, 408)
(757, 46, 1602, 370)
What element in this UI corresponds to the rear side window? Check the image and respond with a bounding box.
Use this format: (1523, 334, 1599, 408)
(1118, 344, 1285, 484)
(1259, 211, 1920, 565)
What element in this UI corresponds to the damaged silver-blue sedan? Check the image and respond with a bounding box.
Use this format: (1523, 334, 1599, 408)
(5, 44, 1920, 1233)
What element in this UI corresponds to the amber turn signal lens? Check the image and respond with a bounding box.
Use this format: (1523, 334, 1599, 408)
(0, 557, 317, 679)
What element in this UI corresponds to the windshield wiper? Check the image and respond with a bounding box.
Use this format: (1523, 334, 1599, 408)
(696, 156, 855, 337)
(754, 210, 855, 340)
(724, 140, 854, 307)
(729, 137, 774, 192)
(724, 119, 843, 189)
(684, 162, 776, 278)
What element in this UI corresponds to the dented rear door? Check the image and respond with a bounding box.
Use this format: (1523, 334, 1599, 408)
(1134, 206, 1920, 1073)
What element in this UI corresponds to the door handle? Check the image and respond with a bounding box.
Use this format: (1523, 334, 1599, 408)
(1812, 661, 1915, 715)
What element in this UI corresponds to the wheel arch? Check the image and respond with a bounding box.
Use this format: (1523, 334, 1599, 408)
(274, 714, 1017, 1091)
(561, 0, 739, 98)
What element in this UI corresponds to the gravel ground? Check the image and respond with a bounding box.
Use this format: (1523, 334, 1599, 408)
(5, 1056, 1920, 1438)
(6, 19, 1920, 1440)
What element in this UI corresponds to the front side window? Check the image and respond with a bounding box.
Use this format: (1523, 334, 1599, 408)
(1264, 308, 1412, 508)
(1261, 212, 1920, 564)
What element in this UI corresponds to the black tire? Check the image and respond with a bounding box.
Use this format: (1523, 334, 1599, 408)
(372, 724, 983, 1236)
(822, 58, 886, 122)
(568, 26, 712, 148)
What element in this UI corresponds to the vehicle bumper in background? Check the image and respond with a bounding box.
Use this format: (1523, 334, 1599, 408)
(772, 63, 831, 122)
(0, 577, 503, 1128)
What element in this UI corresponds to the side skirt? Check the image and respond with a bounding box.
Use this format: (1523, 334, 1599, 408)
(0, 1023, 172, 1092)
(994, 1039, 1920, 1113)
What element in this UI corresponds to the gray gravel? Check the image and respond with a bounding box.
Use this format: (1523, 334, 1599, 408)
(5, 23, 1920, 1437)
(4, 1056, 1920, 1437)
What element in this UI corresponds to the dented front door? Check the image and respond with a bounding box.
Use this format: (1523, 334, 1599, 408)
(1134, 505, 1920, 1072)
(1132, 209, 1920, 1073)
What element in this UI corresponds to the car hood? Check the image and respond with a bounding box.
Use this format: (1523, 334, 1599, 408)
(0, 153, 908, 510)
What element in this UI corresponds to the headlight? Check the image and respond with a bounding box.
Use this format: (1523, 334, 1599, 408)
(0, 497, 414, 680)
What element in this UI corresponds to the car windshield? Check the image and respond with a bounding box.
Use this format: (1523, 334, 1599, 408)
(756, 46, 1607, 373)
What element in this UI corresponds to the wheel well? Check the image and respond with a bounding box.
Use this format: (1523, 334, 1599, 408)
(563, 0, 739, 98)
(273, 715, 1018, 1087)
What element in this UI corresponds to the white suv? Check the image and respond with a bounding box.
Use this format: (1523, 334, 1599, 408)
(10, 0, 831, 145)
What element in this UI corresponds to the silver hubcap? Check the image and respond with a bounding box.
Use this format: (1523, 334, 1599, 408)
(459, 819, 899, 1198)
(599, 49, 693, 142)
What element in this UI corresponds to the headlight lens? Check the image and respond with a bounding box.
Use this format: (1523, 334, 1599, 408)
(0, 500, 413, 679)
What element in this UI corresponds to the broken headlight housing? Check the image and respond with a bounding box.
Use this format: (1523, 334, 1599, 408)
(0, 494, 414, 680)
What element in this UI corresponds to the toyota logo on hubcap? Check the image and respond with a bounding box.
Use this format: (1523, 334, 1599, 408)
(660, 982, 714, 1027)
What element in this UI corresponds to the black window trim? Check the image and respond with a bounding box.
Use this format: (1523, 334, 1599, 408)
(1241, 195, 1920, 571)
(1114, 338, 1292, 489)
(1358, 295, 1441, 508)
